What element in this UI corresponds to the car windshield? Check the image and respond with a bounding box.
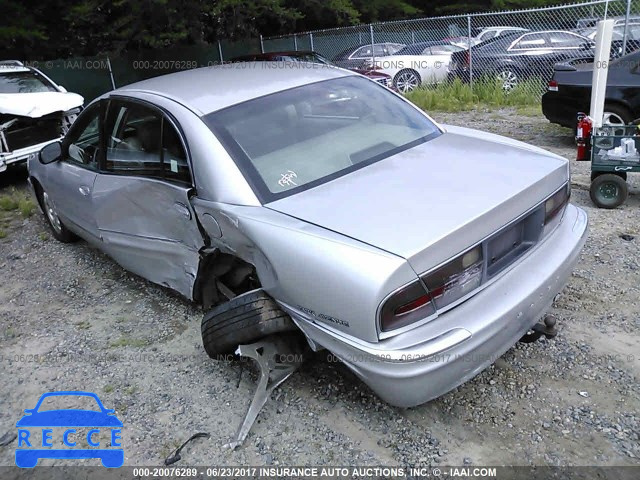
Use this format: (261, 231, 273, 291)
(36, 394, 102, 412)
(203, 76, 440, 202)
(0, 71, 57, 93)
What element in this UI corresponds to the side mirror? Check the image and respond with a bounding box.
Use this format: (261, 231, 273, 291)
(39, 141, 62, 164)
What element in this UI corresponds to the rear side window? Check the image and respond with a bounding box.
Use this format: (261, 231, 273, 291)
(512, 33, 547, 50)
(104, 101, 190, 184)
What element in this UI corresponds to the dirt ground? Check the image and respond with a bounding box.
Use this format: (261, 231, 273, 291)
(0, 109, 638, 470)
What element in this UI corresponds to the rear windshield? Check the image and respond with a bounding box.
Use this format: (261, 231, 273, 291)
(203, 76, 440, 203)
(0, 71, 57, 93)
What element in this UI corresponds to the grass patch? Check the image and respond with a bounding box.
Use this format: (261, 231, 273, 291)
(110, 336, 148, 348)
(125, 385, 138, 395)
(103, 384, 114, 393)
(0, 188, 36, 219)
(38, 232, 48, 241)
(0, 229, 6, 239)
(75, 321, 91, 330)
(405, 77, 541, 113)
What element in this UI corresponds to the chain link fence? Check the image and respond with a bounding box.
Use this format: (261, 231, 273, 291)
(263, 0, 639, 94)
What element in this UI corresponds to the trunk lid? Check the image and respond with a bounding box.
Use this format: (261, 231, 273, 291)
(267, 125, 568, 274)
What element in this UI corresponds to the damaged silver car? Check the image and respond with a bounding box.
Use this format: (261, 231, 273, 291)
(28, 64, 588, 407)
(1, 60, 83, 173)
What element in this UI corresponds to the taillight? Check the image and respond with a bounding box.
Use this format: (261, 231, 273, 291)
(544, 183, 570, 226)
(379, 245, 483, 332)
(379, 280, 435, 332)
(463, 51, 470, 67)
(421, 245, 483, 310)
(548, 80, 559, 92)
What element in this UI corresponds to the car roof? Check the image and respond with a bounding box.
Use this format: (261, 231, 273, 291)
(115, 62, 353, 115)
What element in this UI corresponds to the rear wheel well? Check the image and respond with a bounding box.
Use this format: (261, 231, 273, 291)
(193, 251, 262, 310)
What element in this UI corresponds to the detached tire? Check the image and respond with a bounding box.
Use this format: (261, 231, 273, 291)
(201, 290, 297, 358)
(590, 173, 628, 209)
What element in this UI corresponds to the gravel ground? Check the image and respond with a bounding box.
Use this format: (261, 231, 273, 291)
(0, 110, 638, 469)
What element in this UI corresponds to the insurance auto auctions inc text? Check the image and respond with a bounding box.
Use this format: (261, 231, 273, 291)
(238, 466, 497, 478)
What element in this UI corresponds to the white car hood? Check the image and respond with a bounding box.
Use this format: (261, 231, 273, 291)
(0, 91, 84, 118)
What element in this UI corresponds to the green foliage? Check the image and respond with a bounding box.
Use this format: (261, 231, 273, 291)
(405, 77, 540, 112)
(0, 0, 620, 59)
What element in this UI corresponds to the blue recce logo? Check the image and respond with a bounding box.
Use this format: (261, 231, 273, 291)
(15, 391, 124, 468)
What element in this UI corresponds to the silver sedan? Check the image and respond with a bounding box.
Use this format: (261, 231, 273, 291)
(28, 63, 588, 407)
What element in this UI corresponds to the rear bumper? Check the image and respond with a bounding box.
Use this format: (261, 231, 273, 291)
(0, 138, 60, 172)
(290, 204, 588, 407)
(541, 92, 582, 129)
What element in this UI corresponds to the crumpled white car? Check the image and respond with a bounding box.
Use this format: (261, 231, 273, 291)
(366, 42, 465, 92)
(0, 60, 83, 173)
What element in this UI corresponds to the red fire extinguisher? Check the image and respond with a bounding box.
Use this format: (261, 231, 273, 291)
(576, 113, 593, 162)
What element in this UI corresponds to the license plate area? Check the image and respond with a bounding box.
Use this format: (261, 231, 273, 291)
(485, 209, 543, 278)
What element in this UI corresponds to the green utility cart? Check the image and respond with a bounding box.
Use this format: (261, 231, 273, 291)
(589, 124, 640, 209)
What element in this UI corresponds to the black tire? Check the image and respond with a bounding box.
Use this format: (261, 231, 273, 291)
(603, 104, 633, 126)
(201, 290, 298, 357)
(589, 174, 628, 209)
(591, 171, 627, 181)
(36, 186, 78, 243)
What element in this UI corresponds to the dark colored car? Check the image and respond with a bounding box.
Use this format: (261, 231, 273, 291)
(542, 51, 640, 128)
(449, 30, 594, 90)
(332, 43, 405, 70)
(231, 50, 393, 88)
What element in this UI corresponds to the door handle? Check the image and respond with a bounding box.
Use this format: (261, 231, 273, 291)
(78, 186, 91, 196)
(173, 202, 191, 219)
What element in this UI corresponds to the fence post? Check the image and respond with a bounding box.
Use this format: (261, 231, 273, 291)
(106, 56, 116, 90)
(467, 15, 473, 91)
(309, 33, 314, 52)
(411, 31, 415, 43)
(604, 0, 610, 18)
(218, 40, 224, 64)
(622, 0, 631, 55)
(294, 35, 298, 51)
(260, 35, 264, 53)
(370, 25, 375, 66)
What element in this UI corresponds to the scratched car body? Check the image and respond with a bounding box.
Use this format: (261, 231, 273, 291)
(29, 64, 588, 407)
(15, 391, 123, 468)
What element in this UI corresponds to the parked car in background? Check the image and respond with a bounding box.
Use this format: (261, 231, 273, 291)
(29, 64, 587, 407)
(447, 26, 530, 49)
(366, 42, 464, 92)
(231, 50, 393, 88)
(0, 60, 83, 173)
(542, 50, 640, 128)
(332, 42, 405, 70)
(449, 30, 593, 90)
(576, 15, 640, 29)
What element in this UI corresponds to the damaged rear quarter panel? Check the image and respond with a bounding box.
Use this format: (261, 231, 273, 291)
(192, 199, 416, 343)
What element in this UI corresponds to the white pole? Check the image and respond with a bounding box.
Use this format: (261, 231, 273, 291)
(590, 20, 615, 128)
(622, 0, 632, 56)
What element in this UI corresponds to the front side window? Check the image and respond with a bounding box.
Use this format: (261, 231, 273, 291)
(204, 76, 440, 203)
(105, 101, 190, 184)
(0, 70, 57, 93)
(66, 104, 101, 169)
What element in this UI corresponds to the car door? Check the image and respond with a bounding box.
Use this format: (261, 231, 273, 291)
(92, 98, 204, 299)
(45, 102, 103, 242)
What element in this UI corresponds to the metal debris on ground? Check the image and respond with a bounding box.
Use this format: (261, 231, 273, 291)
(225, 335, 305, 450)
